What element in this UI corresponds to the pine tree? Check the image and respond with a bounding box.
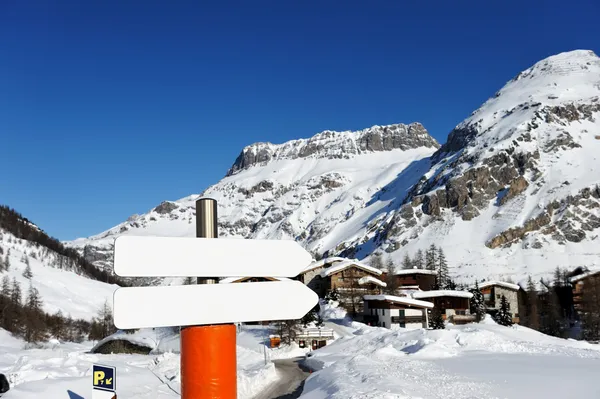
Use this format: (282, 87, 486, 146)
(0, 256, 4, 272)
(370, 254, 384, 270)
(413, 250, 424, 269)
(494, 294, 513, 326)
(24, 283, 45, 343)
(23, 263, 33, 279)
(90, 300, 116, 340)
(469, 281, 486, 322)
(384, 258, 399, 294)
(429, 308, 445, 329)
(5, 255, 10, 271)
(425, 244, 437, 271)
(401, 253, 412, 270)
(9, 278, 23, 335)
(436, 247, 449, 289)
(525, 276, 540, 330)
(0, 275, 11, 330)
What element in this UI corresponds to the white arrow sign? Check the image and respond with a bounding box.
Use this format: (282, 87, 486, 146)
(113, 281, 319, 329)
(113, 235, 313, 277)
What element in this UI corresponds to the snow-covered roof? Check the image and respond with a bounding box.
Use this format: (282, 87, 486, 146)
(364, 294, 434, 309)
(477, 281, 520, 291)
(394, 268, 437, 276)
(358, 276, 387, 287)
(300, 256, 346, 274)
(219, 276, 291, 284)
(570, 269, 600, 283)
(320, 259, 383, 278)
(411, 290, 473, 299)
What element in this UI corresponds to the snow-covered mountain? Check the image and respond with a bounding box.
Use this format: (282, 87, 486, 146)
(68, 49, 600, 284)
(67, 123, 440, 274)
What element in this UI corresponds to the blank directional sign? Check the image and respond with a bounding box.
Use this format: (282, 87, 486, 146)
(113, 281, 319, 329)
(113, 235, 313, 277)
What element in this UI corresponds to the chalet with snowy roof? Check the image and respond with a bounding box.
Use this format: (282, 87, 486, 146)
(294, 256, 347, 297)
(393, 268, 437, 291)
(320, 259, 385, 293)
(476, 281, 520, 323)
(363, 295, 433, 329)
(411, 290, 475, 324)
(569, 268, 600, 312)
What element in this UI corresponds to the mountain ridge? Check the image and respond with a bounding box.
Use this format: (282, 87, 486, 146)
(67, 49, 600, 285)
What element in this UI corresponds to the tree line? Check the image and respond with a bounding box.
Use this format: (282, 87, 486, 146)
(0, 273, 117, 344)
(0, 205, 126, 286)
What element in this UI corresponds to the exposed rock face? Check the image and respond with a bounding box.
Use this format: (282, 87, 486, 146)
(67, 50, 600, 284)
(227, 123, 440, 176)
(154, 201, 179, 214)
(486, 213, 552, 248)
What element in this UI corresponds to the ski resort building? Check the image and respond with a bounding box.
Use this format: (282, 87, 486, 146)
(319, 259, 385, 293)
(477, 281, 520, 323)
(363, 295, 433, 329)
(393, 268, 437, 291)
(295, 257, 347, 297)
(570, 268, 600, 312)
(411, 290, 475, 324)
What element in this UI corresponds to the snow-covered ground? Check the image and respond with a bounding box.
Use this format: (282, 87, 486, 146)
(0, 230, 117, 320)
(0, 326, 280, 399)
(302, 316, 600, 398)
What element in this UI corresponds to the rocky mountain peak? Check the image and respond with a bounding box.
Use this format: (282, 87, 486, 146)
(436, 49, 600, 156)
(226, 122, 439, 176)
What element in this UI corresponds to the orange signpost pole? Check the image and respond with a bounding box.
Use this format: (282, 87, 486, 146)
(180, 198, 237, 399)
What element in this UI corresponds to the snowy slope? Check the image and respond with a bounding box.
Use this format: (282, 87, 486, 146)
(302, 317, 600, 398)
(350, 49, 600, 284)
(69, 49, 600, 285)
(67, 123, 439, 273)
(0, 230, 118, 320)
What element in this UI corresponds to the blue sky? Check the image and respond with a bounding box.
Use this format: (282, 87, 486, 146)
(1, 0, 599, 241)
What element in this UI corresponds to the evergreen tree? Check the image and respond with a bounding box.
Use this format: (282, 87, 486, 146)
(0, 256, 4, 272)
(469, 281, 486, 322)
(301, 303, 320, 327)
(436, 247, 450, 289)
(5, 254, 10, 271)
(401, 253, 412, 270)
(429, 308, 445, 329)
(370, 254, 384, 270)
(425, 244, 437, 271)
(0, 275, 11, 329)
(9, 278, 23, 335)
(384, 258, 399, 294)
(494, 294, 513, 326)
(90, 300, 116, 340)
(525, 276, 540, 330)
(24, 283, 45, 343)
(23, 263, 33, 279)
(413, 250, 424, 269)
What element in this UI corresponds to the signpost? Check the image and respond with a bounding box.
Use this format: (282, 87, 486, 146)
(113, 280, 318, 329)
(112, 198, 318, 399)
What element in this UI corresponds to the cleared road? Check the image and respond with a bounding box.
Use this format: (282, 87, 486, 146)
(252, 357, 310, 399)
